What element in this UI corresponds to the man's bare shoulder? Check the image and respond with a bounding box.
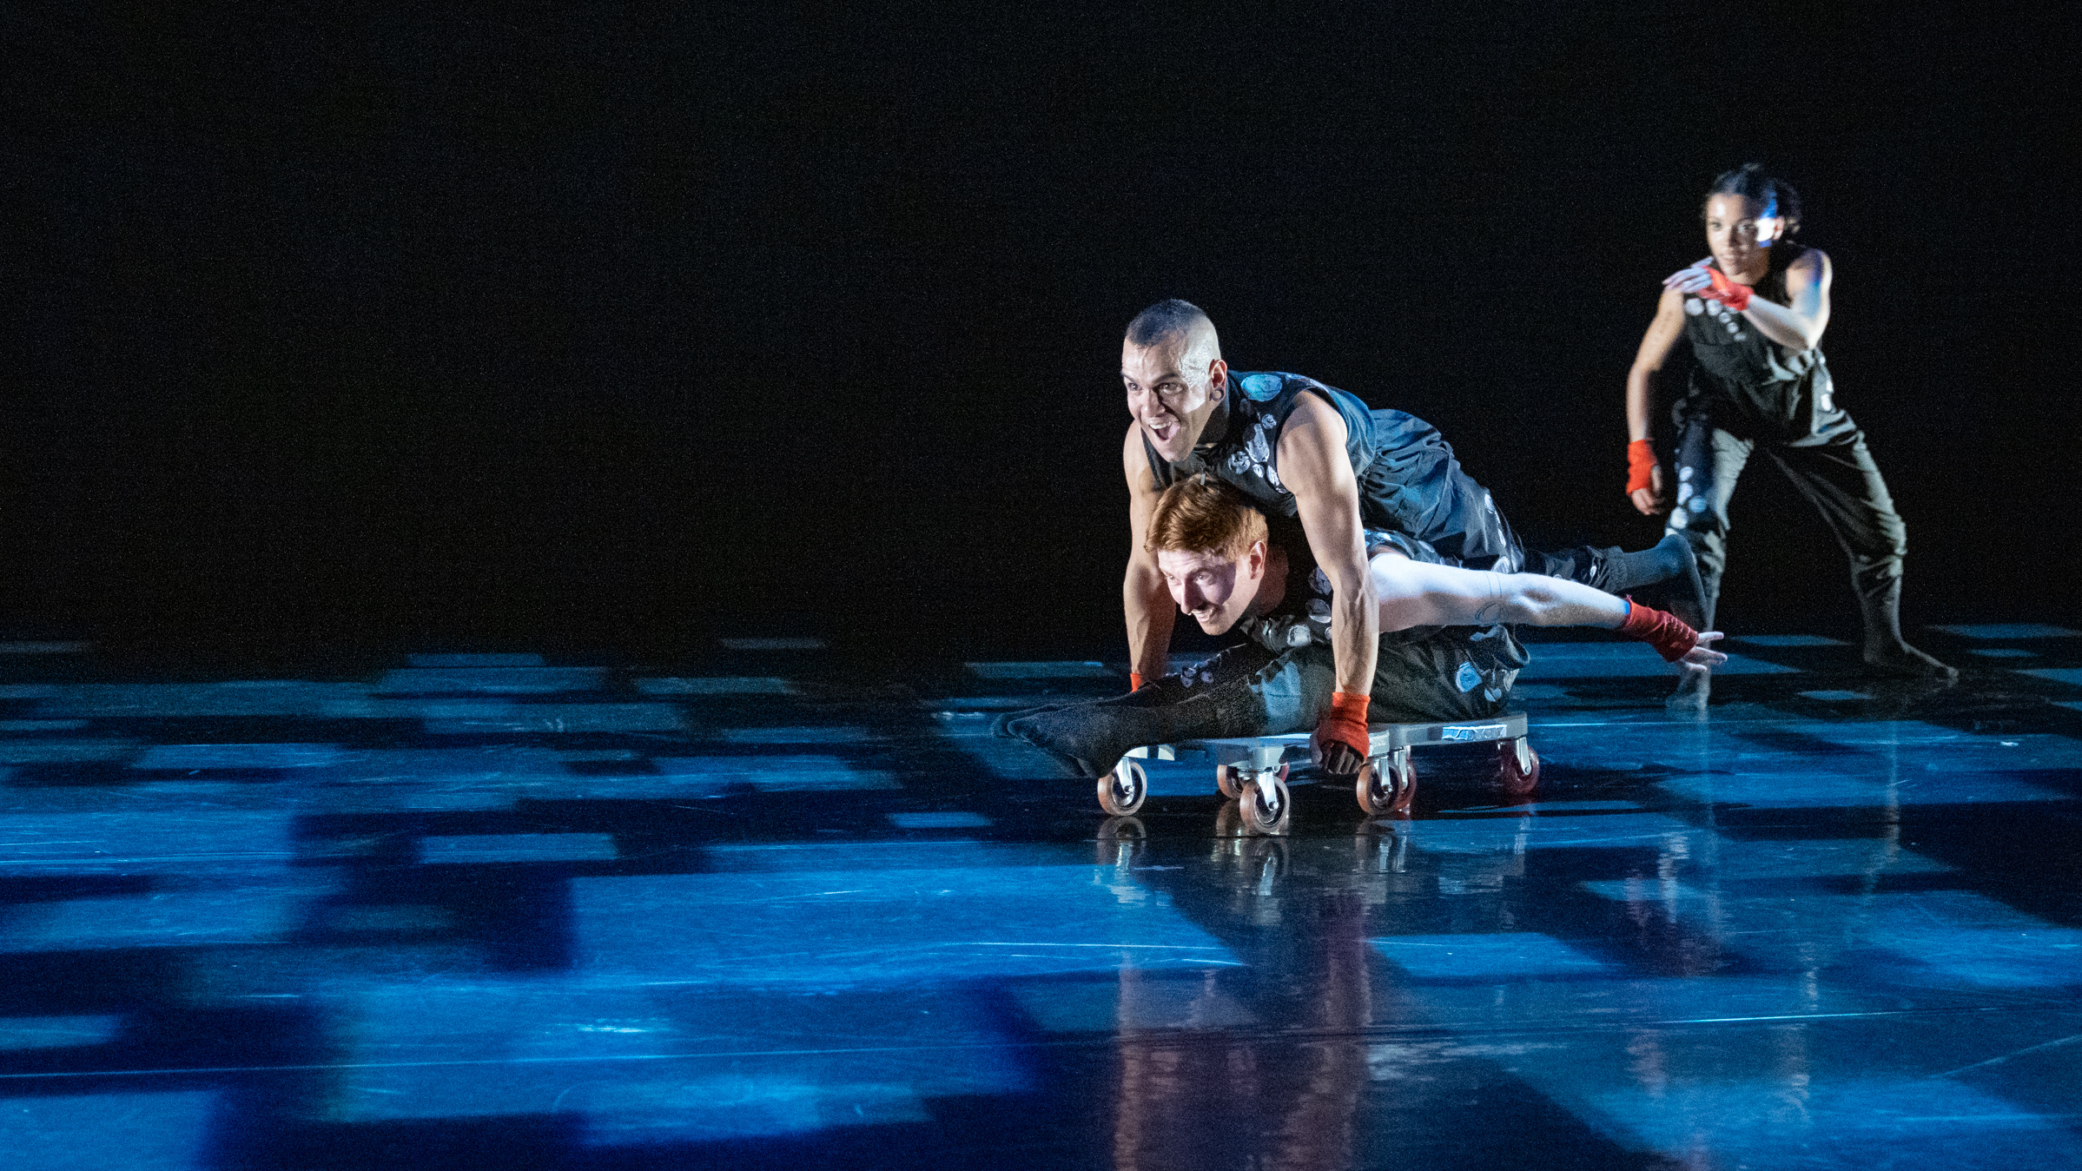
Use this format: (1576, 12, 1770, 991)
(1276, 393, 1349, 458)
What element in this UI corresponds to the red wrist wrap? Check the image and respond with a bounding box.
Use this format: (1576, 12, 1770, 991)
(1129, 672, 1145, 692)
(1626, 439, 1658, 495)
(1318, 691, 1371, 755)
(1618, 597, 1700, 662)
(1704, 267, 1753, 312)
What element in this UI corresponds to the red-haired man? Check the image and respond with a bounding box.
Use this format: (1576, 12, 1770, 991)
(1003, 475, 1721, 780)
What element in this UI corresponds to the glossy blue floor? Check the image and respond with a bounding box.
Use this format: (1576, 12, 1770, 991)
(3, 627, 2080, 1170)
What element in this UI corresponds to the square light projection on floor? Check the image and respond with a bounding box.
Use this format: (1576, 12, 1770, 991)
(326, 980, 1024, 1145)
(572, 851, 1237, 987)
(1931, 624, 2079, 640)
(426, 703, 687, 735)
(886, 811, 992, 829)
(1732, 634, 1848, 647)
(0, 810, 297, 875)
(650, 754, 897, 793)
(131, 742, 347, 771)
(634, 676, 797, 696)
(0, 1014, 122, 1051)
(718, 726, 875, 745)
(966, 661, 1114, 679)
(0, 882, 313, 952)
(1012, 973, 1257, 1033)
(375, 666, 607, 695)
(417, 833, 619, 864)
(1582, 1077, 2082, 1170)
(1371, 934, 1620, 980)
(0, 1091, 219, 1171)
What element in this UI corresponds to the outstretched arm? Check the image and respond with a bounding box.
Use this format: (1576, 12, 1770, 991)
(1663, 248, 1832, 351)
(1372, 551, 1727, 673)
(1121, 423, 1174, 688)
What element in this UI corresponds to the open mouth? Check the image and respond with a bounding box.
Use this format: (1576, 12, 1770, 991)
(1145, 420, 1181, 445)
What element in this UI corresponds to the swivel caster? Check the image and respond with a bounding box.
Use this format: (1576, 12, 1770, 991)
(1237, 769, 1291, 836)
(1496, 737, 1540, 798)
(1355, 747, 1417, 816)
(1099, 759, 1148, 816)
(1217, 762, 1285, 800)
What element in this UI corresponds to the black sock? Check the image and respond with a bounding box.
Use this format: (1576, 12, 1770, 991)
(1597, 534, 1708, 624)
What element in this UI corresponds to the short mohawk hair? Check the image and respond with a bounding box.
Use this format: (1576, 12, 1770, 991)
(1125, 299, 1209, 348)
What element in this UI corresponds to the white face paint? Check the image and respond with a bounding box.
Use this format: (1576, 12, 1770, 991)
(1123, 337, 1225, 464)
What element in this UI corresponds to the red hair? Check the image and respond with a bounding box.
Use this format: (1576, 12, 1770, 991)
(1146, 474, 1266, 560)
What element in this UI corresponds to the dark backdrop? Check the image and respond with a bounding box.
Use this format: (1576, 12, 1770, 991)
(7, 2, 2078, 662)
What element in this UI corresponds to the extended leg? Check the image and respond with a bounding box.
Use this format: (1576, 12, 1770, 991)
(1521, 534, 1706, 619)
(1361, 411, 1702, 604)
(1007, 645, 1310, 778)
(1766, 430, 1954, 680)
(1660, 415, 1754, 709)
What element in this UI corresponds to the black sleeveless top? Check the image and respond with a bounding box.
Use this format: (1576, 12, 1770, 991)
(1680, 244, 1843, 436)
(1142, 370, 1525, 573)
(1142, 372, 1378, 523)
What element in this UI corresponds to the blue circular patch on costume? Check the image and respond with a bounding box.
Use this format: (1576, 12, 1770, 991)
(1456, 661, 1482, 693)
(1239, 373, 1284, 402)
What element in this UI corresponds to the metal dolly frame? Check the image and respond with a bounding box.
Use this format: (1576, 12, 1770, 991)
(1097, 712, 1538, 834)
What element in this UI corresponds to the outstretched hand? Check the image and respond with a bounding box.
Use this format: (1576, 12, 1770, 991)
(1666, 259, 1752, 310)
(1662, 259, 1718, 295)
(1676, 631, 1728, 677)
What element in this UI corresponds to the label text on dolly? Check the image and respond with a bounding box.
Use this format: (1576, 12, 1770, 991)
(1441, 724, 1510, 742)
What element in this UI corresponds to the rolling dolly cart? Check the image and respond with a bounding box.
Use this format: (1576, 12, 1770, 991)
(1097, 712, 1538, 834)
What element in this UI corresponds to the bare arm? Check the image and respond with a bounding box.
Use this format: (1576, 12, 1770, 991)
(1664, 249, 1832, 350)
(1278, 396, 1376, 698)
(1121, 422, 1174, 683)
(1371, 551, 1728, 673)
(1626, 287, 1687, 516)
(1374, 554, 1629, 630)
(1742, 248, 1831, 350)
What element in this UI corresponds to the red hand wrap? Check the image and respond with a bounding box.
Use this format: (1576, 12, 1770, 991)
(1129, 672, 1145, 692)
(1317, 691, 1371, 758)
(1702, 266, 1753, 312)
(1618, 597, 1700, 662)
(1626, 439, 1658, 495)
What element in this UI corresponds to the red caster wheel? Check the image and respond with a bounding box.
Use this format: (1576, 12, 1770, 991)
(1236, 770, 1291, 836)
(1497, 737, 1540, 798)
(1099, 759, 1148, 816)
(1355, 748, 1416, 816)
(1218, 763, 1285, 800)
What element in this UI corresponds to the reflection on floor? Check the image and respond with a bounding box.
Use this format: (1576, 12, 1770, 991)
(3, 627, 2081, 1170)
